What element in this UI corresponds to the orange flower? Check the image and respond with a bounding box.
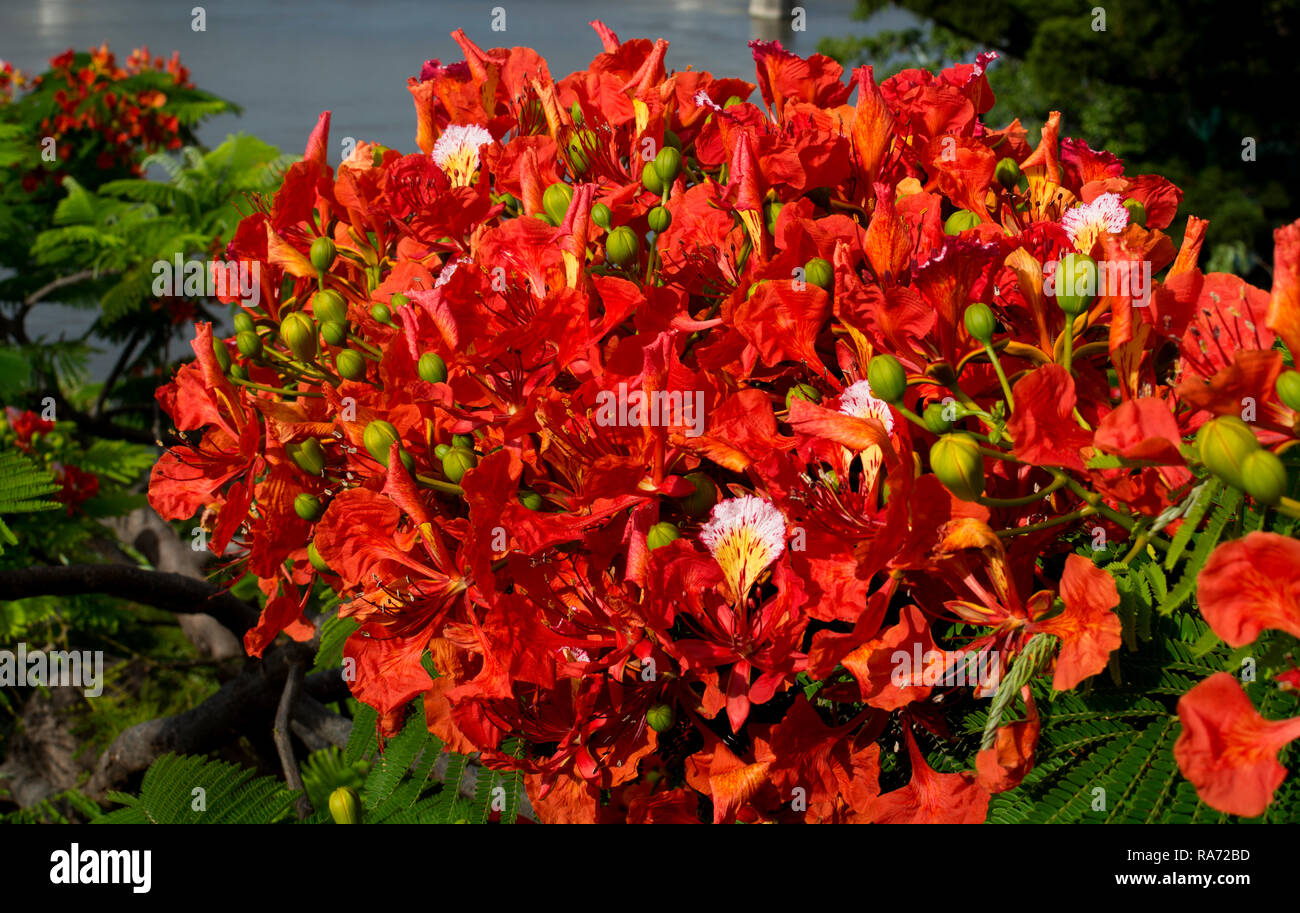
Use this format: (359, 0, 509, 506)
(1174, 673, 1300, 817)
(1198, 532, 1300, 646)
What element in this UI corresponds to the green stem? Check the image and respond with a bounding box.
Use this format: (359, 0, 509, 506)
(977, 475, 1065, 507)
(230, 377, 323, 398)
(1061, 314, 1076, 374)
(995, 506, 1097, 537)
(415, 473, 464, 496)
(983, 341, 1016, 412)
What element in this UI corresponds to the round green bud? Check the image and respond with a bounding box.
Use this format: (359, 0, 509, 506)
(964, 302, 996, 343)
(518, 489, 544, 511)
(328, 786, 361, 825)
(923, 402, 956, 434)
(335, 349, 366, 380)
(294, 492, 324, 522)
(1241, 449, 1287, 505)
(1122, 198, 1146, 227)
(310, 236, 337, 274)
(212, 337, 231, 372)
(679, 472, 718, 519)
(390, 293, 410, 309)
(418, 352, 448, 384)
(321, 320, 347, 347)
(433, 443, 452, 460)
(785, 383, 822, 409)
(804, 257, 834, 290)
(647, 521, 680, 551)
(647, 205, 672, 233)
(287, 437, 326, 476)
(364, 420, 402, 465)
(641, 160, 664, 195)
(236, 330, 262, 359)
(866, 354, 907, 404)
(930, 433, 985, 501)
(312, 289, 348, 324)
(232, 312, 255, 334)
(605, 226, 641, 267)
(1277, 370, 1300, 413)
(591, 202, 613, 230)
(1196, 415, 1261, 489)
(654, 146, 683, 185)
(944, 209, 981, 235)
(543, 182, 574, 224)
(371, 302, 392, 325)
(230, 364, 249, 381)
(441, 447, 477, 483)
(568, 131, 595, 175)
(307, 540, 332, 575)
(646, 703, 676, 733)
(1054, 252, 1097, 316)
(994, 157, 1021, 190)
(281, 312, 318, 361)
(663, 129, 682, 151)
(451, 433, 475, 450)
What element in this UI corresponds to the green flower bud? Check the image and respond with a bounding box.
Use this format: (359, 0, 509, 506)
(923, 402, 955, 434)
(641, 160, 664, 195)
(230, 364, 249, 381)
(441, 447, 477, 483)
(451, 433, 475, 450)
(866, 354, 906, 404)
(1275, 370, 1300, 413)
(591, 202, 613, 229)
(543, 182, 574, 224)
(994, 157, 1021, 190)
(232, 312, 255, 334)
(294, 492, 324, 522)
(335, 349, 367, 380)
(647, 521, 680, 551)
(418, 352, 448, 384)
(646, 703, 676, 733)
(328, 786, 361, 825)
(605, 226, 640, 267)
(321, 320, 347, 347)
(663, 129, 682, 151)
(804, 257, 834, 290)
(764, 201, 784, 235)
(654, 146, 683, 185)
(785, 384, 822, 410)
(1122, 198, 1146, 227)
(281, 312, 318, 361)
(236, 330, 263, 359)
(310, 236, 337, 274)
(1196, 415, 1260, 489)
(519, 489, 544, 510)
(312, 289, 348, 324)
(364, 420, 402, 465)
(307, 540, 332, 575)
(679, 472, 718, 519)
(371, 302, 392, 325)
(568, 131, 595, 175)
(287, 437, 326, 476)
(570, 101, 584, 125)
(930, 433, 985, 501)
(390, 293, 410, 309)
(433, 443, 452, 460)
(964, 303, 996, 343)
(647, 205, 672, 233)
(1054, 252, 1097, 316)
(1241, 449, 1287, 505)
(944, 209, 981, 235)
(212, 337, 231, 372)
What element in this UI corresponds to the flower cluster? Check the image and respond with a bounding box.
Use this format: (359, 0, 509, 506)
(149, 24, 1300, 822)
(10, 44, 190, 189)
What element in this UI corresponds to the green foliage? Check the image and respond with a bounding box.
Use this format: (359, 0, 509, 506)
(95, 753, 297, 824)
(0, 446, 59, 553)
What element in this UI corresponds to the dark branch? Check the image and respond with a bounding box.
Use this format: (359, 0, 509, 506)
(0, 564, 260, 634)
(273, 662, 312, 820)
